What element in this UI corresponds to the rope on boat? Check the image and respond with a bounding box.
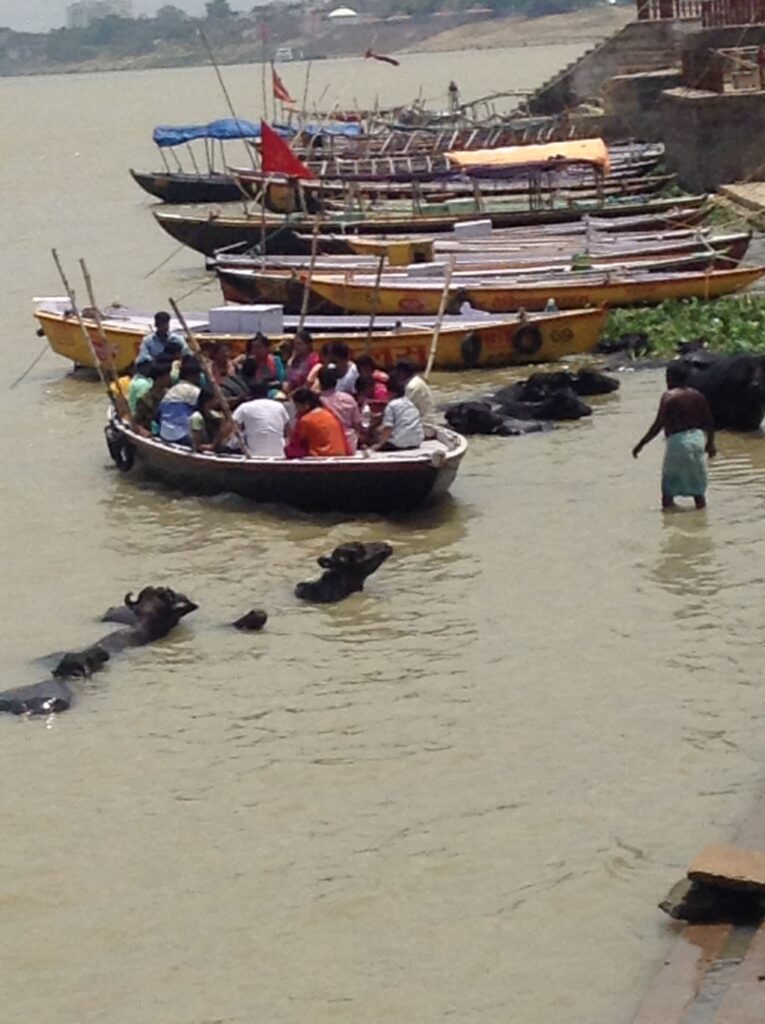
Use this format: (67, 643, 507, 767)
(9, 342, 49, 390)
(143, 242, 186, 280)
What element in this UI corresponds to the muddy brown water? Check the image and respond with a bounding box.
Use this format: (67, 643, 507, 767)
(2, 51, 765, 1024)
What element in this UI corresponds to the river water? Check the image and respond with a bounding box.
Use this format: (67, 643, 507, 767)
(2, 47, 765, 1024)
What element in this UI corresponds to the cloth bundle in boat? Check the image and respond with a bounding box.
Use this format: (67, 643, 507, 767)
(662, 428, 707, 499)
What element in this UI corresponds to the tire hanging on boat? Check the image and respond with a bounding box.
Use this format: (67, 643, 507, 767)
(105, 424, 135, 473)
(512, 325, 543, 357)
(460, 331, 483, 368)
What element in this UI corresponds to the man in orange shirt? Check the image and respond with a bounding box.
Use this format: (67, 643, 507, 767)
(288, 388, 349, 458)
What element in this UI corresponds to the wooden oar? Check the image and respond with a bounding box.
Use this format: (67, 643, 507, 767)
(168, 298, 252, 457)
(51, 249, 127, 419)
(424, 258, 455, 381)
(79, 259, 127, 397)
(365, 254, 386, 356)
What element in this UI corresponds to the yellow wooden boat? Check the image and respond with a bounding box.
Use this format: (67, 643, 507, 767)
(33, 298, 608, 372)
(302, 265, 765, 316)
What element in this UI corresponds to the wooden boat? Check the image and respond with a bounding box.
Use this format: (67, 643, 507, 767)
(216, 249, 738, 313)
(303, 265, 765, 316)
(105, 419, 467, 513)
(33, 298, 608, 372)
(236, 171, 675, 213)
(130, 169, 244, 204)
(154, 196, 709, 257)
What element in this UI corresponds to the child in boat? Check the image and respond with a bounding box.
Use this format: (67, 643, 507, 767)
(371, 376, 424, 452)
(189, 389, 224, 453)
(133, 358, 173, 436)
(355, 354, 390, 404)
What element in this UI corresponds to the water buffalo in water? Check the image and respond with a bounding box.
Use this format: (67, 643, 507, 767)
(233, 609, 268, 631)
(444, 401, 553, 436)
(596, 332, 653, 358)
(679, 352, 765, 431)
(296, 542, 393, 603)
(0, 586, 197, 716)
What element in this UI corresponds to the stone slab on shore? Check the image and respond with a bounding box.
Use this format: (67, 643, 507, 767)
(689, 843, 765, 893)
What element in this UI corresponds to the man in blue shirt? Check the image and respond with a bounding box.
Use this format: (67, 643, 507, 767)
(136, 311, 188, 370)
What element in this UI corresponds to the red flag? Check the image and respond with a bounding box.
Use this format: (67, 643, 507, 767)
(365, 48, 400, 67)
(260, 121, 316, 180)
(272, 67, 295, 104)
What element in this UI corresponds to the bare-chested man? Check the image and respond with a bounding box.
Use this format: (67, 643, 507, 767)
(632, 361, 716, 510)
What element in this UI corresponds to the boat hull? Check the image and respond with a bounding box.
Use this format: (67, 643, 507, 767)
(110, 424, 466, 513)
(305, 267, 765, 316)
(130, 169, 244, 204)
(154, 197, 709, 258)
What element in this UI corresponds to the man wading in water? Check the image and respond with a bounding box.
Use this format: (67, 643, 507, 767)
(632, 361, 716, 510)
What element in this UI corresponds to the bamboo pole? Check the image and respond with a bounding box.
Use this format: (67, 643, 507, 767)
(365, 254, 386, 355)
(260, 176, 270, 268)
(298, 218, 321, 331)
(78, 259, 129, 418)
(51, 249, 124, 416)
(424, 259, 455, 381)
(198, 27, 255, 168)
(168, 297, 251, 457)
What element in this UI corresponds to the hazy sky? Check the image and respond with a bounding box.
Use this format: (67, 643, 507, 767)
(0, 1, 249, 32)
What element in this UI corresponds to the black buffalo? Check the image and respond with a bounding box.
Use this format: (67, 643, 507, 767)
(679, 352, 765, 431)
(0, 587, 197, 717)
(444, 401, 553, 436)
(296, 542, 393, 603)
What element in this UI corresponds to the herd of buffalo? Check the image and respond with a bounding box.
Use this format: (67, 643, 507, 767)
(445, 344, 765, 435)
(1, 543, 394, 717)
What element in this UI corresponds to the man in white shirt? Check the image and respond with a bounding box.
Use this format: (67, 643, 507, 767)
(373, 377, 424, 452)
(393, 359, 434, 422)
(231, 381, 290, 457)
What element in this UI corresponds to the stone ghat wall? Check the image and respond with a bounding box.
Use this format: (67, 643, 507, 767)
(529, 18, 698, 115)
(661, 87, 765, 190)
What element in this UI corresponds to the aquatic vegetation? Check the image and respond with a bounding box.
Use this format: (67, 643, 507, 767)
(606, 296, 765, 357)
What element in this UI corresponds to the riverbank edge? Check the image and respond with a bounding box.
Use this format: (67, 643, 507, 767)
(0, 9, 627, 80)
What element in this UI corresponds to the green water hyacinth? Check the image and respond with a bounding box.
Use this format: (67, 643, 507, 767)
(606, 296, 765, 357)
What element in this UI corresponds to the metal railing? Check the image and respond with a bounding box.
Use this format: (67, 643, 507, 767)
(702, 0, 765, 26)
(636, 0, 703, 20)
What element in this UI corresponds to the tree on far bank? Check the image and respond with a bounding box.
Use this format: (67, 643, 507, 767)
(205, 0, 234, 18)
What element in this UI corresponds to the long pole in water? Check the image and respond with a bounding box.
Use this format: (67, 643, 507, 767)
(79, 259, 130, 419)
(168, 297, 251, 457)
(365, 254, 386, 355)
(51, 249, 122, 414)
(424, 258, 455, 381)
(298, 218, 321, 331)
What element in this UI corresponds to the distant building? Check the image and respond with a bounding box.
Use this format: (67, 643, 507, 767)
(66, 1, 133, 29)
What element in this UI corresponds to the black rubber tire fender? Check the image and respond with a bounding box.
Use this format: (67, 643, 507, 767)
(460, 331, 483, 368)
(105, 425, 135, 473)
(513, 324, 543, 357)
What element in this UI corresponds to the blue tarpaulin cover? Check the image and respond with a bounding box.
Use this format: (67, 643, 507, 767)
(300, 121, 363, 138)
(153, 118, 265, 148)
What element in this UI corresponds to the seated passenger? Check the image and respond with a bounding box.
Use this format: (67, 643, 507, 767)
(128, 363, 153, 415)
(189, 389, 223, 453)
(355, 354, 390, 404)
(157, 355, 202, 446)
(206, 343, 236, 386)
(329, 342, 359, 394)
(136, 311, 189, 372)
(231, 380, 291, 457)
(246, 333, 286, 390)
(318, 366, 361, 455)
(372, 376, 424, 452)
(392, 359, 434, 422)
(288, 388, 349, 458)
(285, 329, 320, 394)
(306, 341, 333, 392)
(133, 358, 173, 435)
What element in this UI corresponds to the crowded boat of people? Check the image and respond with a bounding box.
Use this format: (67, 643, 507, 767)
(119, 311, 435, 460)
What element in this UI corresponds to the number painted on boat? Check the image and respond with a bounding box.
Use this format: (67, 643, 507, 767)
(551, 328, 574, 345)
(398, 297, 426, 314)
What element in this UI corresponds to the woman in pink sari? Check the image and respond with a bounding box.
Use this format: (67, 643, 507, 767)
(284, 329, 320, 394)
